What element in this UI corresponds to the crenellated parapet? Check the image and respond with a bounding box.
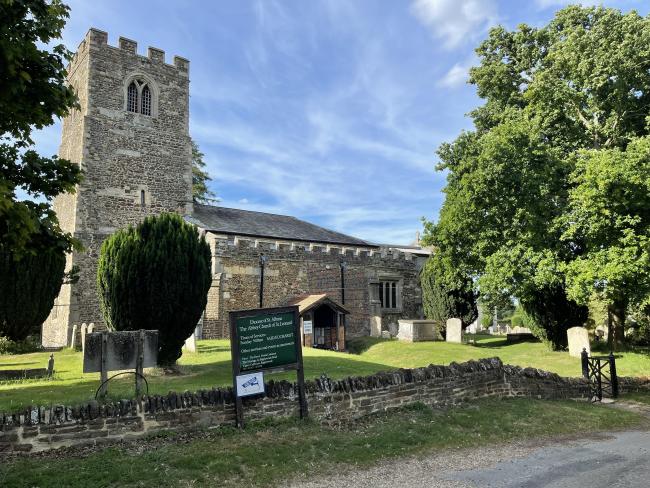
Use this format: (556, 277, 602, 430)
(73, 28, 189, 74)
(204, 233, 416, 264)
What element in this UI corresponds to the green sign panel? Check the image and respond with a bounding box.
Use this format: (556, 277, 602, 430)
(236, 311, 297, 372)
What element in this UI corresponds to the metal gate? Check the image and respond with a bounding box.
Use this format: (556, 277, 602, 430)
(581, 350, 619, 402)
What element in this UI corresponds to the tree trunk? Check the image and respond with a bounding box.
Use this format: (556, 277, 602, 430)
(608, 300, 627, 352)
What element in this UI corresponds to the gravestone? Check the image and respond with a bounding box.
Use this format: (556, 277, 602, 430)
(70, 323, 79, 350)
(381, 330, 391, 339)
(446, 318, 463, 343)
(87, 323, 94, 334)
(567, 327, 590, 357)
(183, 333, 197, 352)
(80, 323, 88, 352)
(388, 322, 399, 337)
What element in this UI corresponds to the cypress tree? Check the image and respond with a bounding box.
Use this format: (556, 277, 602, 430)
(421, 254, 478, 329)
(97, 213, 211, 366)
(0, 247, 66, 341)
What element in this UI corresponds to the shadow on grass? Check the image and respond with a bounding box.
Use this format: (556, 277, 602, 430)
(0, 354, 397, 413)
(346, 337, 394, 355)
(0, 362, 41, 368)
(196, 343, 231, 354)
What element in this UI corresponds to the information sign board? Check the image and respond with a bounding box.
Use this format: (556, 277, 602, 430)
(236, 311, 297, 371)
(229, 306, 307, 427)
(303, 320, 313, 335)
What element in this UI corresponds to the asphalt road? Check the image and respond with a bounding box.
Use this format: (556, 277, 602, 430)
(290, 430, 650, 488)
(450, 430, 650, 488)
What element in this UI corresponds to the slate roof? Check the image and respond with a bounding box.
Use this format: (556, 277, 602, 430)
(288, 294, 350, 315)
(188, 204, 376, 247)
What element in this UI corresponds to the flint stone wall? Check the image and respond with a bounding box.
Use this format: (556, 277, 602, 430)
(2, 358, 648, 454)
(203, 234, 421, 340)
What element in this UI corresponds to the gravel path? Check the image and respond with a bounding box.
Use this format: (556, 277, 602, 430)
(287, 429, 650, 488)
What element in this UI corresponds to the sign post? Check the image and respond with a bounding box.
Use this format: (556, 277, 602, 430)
(229, 305, 307, 428)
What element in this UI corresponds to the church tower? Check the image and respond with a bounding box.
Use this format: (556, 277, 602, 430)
(42, 29, 192, 347)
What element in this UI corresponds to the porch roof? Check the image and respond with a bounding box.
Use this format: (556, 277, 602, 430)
(289, 294, 350, 315)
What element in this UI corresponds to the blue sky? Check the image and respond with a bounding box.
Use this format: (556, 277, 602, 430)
(31, 0, 649, 244)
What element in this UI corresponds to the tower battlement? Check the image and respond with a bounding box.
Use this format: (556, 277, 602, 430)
(75, 28, 189, 74)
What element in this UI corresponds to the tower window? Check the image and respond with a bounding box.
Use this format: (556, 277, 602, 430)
(141, 85, 151, 116)
(124, 77, 156, 116)
(127, 82, 138, 112)
(140, 190, 146, 207)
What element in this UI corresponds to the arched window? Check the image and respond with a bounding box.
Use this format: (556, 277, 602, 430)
(141, 85, 151, 116)
(124, 76, 157, 116)
(127, 82, 138, 112)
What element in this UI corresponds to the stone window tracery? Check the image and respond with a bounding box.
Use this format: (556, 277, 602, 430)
(127, 82, 138, 112)
(124, 77, 157, 116)
(141, 85, 151, 116)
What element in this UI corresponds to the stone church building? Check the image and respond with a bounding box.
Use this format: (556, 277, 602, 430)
(43, 29, 429, 350)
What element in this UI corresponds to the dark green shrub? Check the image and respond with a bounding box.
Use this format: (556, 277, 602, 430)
(97, 213, 211, 366)
(0, 248, 66, 341)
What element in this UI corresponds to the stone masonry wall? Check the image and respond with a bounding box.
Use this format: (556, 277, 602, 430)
(203, 234, 421, 340)
(43, 29, 193, 347)
(4, 358, 643, 454)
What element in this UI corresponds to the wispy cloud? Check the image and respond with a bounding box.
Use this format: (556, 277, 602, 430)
(410, 0, 498, 49)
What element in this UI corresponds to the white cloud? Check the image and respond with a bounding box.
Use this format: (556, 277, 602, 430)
(535, 0, 601, 7)
(410, 0, 498, 49)
(438, 61, 472, 88)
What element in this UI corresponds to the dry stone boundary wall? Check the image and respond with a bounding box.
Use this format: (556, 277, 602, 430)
(2, 358, 649, 454)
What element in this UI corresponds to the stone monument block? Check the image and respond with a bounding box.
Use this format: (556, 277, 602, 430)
(397, 320, 442, 342)
(567, 327, 590, 357)
(446, 318, 463, 343)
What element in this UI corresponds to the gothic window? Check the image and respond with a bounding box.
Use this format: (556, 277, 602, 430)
(125, 77, 156, 116)
(141, 85, 151, 116)
(127, 82, 138, 112)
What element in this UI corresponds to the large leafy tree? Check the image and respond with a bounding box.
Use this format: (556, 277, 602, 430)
(421, 253, 478, 328)
(191, 139, 217, 205)
(562, 137, 650, 347)
(424, 6, 649, 349)
(0, 0, 81, 256)
(97, 213, 211, 366)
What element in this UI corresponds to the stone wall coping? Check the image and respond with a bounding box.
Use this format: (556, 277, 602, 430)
(0, 357, 607, 429)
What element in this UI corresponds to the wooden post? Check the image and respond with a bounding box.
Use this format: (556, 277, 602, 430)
(135, 330, 145, 397)
(609, 352, 619, 398)
(230, 313, 244, 428)
(99, 331, 108, 398)
(294, 306, 308, 419)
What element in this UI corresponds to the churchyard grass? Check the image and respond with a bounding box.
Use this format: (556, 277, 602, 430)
(1, 336, 649, 412)
(0, 396, 647, 487)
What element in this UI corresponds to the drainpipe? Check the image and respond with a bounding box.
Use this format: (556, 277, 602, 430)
(259, 254, 267, 308)
(339, 261, 347, 351)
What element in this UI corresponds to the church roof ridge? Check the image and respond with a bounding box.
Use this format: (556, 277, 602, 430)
(190, 204, 377, 248)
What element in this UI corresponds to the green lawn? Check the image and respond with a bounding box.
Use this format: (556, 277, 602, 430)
(1, 336, 649, 412)
(0, 396, 646, 488)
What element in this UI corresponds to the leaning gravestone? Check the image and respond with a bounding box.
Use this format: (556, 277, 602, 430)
(446, 318, 463, 343)
(567, 327, 590, 357)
